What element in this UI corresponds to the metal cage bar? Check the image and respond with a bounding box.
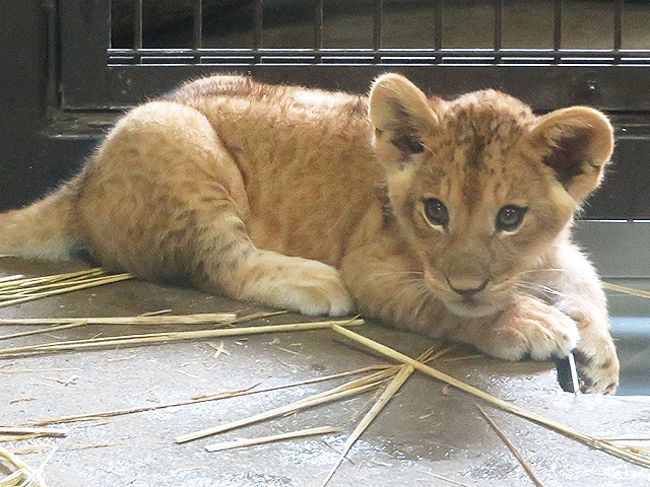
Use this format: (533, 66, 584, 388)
(494, 0, 503, 61)
(614, 0, 623, 57)
(314, 0, 323, 62)
(108, 0, 650, 67)
(434, 0, 443, 62)
(133, 0, 143, 63)
(193, 0, 202, 53)
(373, 0, 383, 63)
(253, 0, 263, 62)
(554, 0, 563, 55)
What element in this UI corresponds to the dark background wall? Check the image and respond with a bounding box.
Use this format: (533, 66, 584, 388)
(0, 1, 93, 211)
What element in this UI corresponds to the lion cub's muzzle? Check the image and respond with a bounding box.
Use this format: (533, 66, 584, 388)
(446, 276, 489, 297)
(427, 273, 509, 318)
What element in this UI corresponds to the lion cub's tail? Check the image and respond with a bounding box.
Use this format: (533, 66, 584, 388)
(0, 181, 80, 261)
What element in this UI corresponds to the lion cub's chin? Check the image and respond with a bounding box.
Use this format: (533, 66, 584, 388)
(442, 298, 504, 319)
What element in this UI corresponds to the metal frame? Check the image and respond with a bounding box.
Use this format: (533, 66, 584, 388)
(59, 0, 650, 111)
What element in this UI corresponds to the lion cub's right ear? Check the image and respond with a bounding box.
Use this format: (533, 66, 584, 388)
(368, 73, 439, 169)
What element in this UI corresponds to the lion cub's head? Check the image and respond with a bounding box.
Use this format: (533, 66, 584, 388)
(368, 73, 614, 318)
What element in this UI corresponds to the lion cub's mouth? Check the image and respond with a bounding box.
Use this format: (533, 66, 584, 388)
(443, 297, 502, 318)
(425, 274, 508, 318)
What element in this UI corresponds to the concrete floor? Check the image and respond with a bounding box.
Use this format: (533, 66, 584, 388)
(1, 258, 649, 486)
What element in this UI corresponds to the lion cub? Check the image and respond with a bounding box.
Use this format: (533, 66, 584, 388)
(0, 74, 619, 393)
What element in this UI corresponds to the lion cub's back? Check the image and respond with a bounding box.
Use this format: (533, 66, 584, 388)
(169, 75, 383, 265)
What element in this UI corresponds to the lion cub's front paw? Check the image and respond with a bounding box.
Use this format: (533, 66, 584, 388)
(488, 296, 579, 362)
(284, 259, 354, 317)
(233, 253, 354, 317)
(574, 334, 620, 394)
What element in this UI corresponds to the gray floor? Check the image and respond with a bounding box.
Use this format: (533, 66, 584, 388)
(1, 258, 649, 486)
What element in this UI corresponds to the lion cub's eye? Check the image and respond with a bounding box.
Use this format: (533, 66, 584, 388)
(496, 205, 528, 232)
(423, 198, 449, 227)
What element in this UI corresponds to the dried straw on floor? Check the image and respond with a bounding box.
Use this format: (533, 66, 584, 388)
(33, 365, 388, 427)
(476, 404, 545, 487)
(0, 312, 237, 327)
(175, 366, 396, 444)
(0, 310, 290, 343)
(0, 269, 133, 309)
(0, 445, 48, 487)
(0, 428, 66, 439)
(320, 347, 443, 487)
(204, 426, 340, 452)
(0, 319, 364, 357)
(331, 325, 650, 469)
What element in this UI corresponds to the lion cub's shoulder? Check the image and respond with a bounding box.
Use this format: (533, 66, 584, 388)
(167, 75, 367, 120)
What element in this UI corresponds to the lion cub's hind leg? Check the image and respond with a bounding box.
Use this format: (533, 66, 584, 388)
(80, 100, 352, 317)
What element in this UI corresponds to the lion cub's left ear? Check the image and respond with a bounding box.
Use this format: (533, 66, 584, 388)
(369, 73, 439, 169)
(528, 106, 614, 202)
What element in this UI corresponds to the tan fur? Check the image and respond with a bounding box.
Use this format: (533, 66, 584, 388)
(0, 73, 619, 393)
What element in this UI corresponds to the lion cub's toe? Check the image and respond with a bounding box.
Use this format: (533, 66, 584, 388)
(491, 296, 579, 361)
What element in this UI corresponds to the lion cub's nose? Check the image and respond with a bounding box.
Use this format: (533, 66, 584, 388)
(447, 278, 489, 297)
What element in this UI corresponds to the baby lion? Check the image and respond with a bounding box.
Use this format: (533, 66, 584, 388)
(0, 73, 619, 393)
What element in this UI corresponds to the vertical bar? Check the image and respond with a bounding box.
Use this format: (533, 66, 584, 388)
(314, 0, 323, 63)
(134, 0, 143, 51)
(435, 0, 443, 63)
(253, 0, 263, 62)
(193, 0, 203, 56)
(614, 0, 623, 61)
(46, 0, 61, 108)
(494, 0, 503, 62)
(553, 0, 562, 63)
(373, 0, 383, 62)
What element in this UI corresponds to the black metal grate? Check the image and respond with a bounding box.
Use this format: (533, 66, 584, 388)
(108, 0, 650, 67)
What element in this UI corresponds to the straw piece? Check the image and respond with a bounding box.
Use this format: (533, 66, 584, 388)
(602, 282, 650, 299)
(0, 445, 47, 487)
(231, 310, 288, 324)
(33, 364, 389, 426)
(0, 269, 104, 292)
(0, 472, 21, 487)
(205, 426, 340, 452)
(320, 348, 438, 486)
(331, 325, 650, 469)
(0, 273, 133, 309)
(476, 405, 545, 487)
(0, 274, 115, 297)
(320, 363, 414, 487)
(0, 435, 44, 444)
(0, 276, 23, 284)
(0, 312, 237, 327)
(0, 427, 66, 438)
(0, 319, 364, 357)
(0, 470, 22, 487)
(0, 321, 89, 342)
(175, 368, 393, 444)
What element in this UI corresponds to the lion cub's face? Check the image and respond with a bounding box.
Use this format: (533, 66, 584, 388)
(369, 74, 614, 317)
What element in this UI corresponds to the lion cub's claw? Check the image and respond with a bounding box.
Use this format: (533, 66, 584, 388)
(491, 297, 579, 362)
(575, 339, 620, 395)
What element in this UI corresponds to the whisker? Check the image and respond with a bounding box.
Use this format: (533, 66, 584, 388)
(371, 271, 424, 278)
(517, 268, 569, 277)
(514, 281, 572, 300)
